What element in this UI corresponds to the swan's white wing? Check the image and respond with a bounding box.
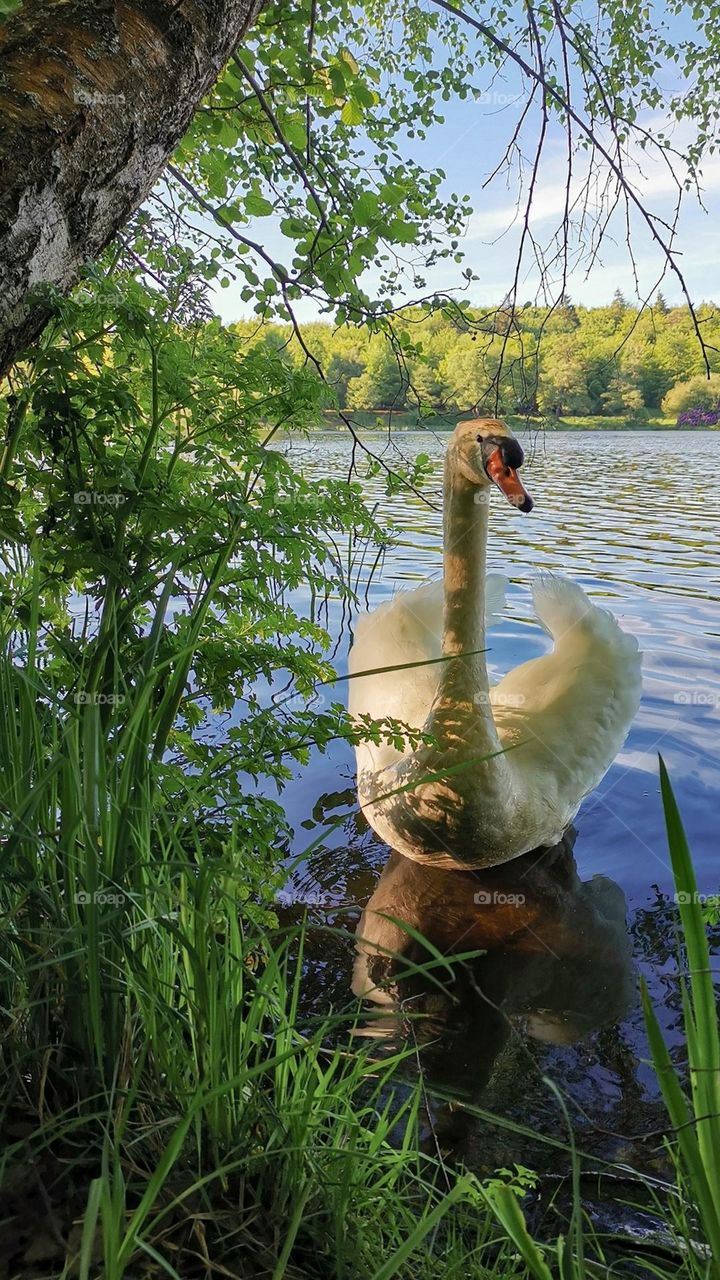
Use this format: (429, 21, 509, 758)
(349, 575, 507, 772)
(490, 575, 641, 838)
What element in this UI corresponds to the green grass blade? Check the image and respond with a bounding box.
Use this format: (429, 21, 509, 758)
(480, 1182, 554, 1280)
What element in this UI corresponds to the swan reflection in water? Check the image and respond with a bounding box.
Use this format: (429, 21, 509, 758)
(351, 828, 635, 1148)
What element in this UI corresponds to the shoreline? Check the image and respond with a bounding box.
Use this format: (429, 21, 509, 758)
(310, 427, 717, 437)
(312, 416, 718, 433)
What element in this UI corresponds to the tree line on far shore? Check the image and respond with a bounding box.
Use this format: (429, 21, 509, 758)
(230, 292, 720, 422)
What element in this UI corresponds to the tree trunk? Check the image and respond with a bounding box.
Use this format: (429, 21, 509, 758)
(0, 0, 266, 378)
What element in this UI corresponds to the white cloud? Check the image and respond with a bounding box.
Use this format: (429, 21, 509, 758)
(465, 114, 720, 245)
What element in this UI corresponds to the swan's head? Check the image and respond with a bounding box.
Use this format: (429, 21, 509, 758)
(449, 418, 533, 513)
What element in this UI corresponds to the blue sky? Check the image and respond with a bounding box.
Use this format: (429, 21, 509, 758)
(211, 5, 720, 323)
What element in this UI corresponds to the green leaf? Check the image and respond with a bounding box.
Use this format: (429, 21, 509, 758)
(354, 83, 377, 109)
(283, 120, 308, 151)
(386, 217, 418, 244)
(328, 65, 346, 97)
(379, 181, 407, 205)
(351, 192, 380, 226)
(245, 192, 274, 217)
(341, 99, 364, 126)
(338, 48, 360, 75)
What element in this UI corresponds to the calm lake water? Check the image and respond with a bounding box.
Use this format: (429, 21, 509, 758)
(272, 429, 720, 1174)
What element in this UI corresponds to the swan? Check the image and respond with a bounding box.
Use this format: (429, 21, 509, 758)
(347, 418, 642, 869)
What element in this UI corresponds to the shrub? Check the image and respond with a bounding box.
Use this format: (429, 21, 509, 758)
(676, 406, 720, 427)
(661, 372, 720, 420)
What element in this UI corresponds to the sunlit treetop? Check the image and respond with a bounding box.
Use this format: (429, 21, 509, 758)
(118, 0, 715, 383)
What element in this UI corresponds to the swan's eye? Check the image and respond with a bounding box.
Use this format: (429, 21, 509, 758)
(503, 440, 524, 469)
(478, 435, 525, 470)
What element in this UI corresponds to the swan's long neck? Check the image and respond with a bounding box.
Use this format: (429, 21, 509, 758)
(440, 455, 491, 698)
(432, 454, 504, 765)
(363, 447, 514, 866)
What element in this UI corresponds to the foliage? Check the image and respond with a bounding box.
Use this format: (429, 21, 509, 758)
(224, 302, 720, 420)
(641, 759, 720, 1275)
(2, 630, 716, 1278)
(0, 275, 451, 1276)
(347, 338, 409, 411)
(677, 407, 720, 427)
(103, 0, 720, 422)
(0, 274, 435, 969)
(662, 372, 720, 420)
(0, 730, 507, 1280)
(0, 278, 380, 813)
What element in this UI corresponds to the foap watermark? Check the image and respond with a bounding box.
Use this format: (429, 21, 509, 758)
(276, 890, 335, 907)
(74, 692, 125, 706)
(474, 690, 526, 708)
(275, 493, 326, 512)
(74, 491, 126, 507)
(476, 91, 523, 107)
(74, 890, 127, 906)
(674, 690, 720, 709)
(674, 892, 720, 907)
(74, 286, 124, 306)
(473, 890, 526, 906)
(473, 489, 528, 509)
(277, 690, 326, 714)
(74, 89, 126, 107)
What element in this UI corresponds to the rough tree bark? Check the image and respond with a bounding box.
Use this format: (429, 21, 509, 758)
(0, 0, 266, 378)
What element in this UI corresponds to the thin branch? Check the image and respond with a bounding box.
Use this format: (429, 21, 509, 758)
(429, 0, 712, 373)
(232, 54, 330, 231)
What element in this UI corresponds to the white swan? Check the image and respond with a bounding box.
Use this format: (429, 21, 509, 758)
(347, 418, 642, 869)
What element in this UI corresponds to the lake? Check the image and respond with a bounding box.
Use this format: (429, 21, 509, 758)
(272, 429, 720, 1176)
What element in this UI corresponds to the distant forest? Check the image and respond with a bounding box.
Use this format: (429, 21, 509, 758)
(230, 293, 720, 421)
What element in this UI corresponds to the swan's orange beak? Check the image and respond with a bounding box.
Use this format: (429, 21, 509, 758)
(485, 447, 534, 513)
